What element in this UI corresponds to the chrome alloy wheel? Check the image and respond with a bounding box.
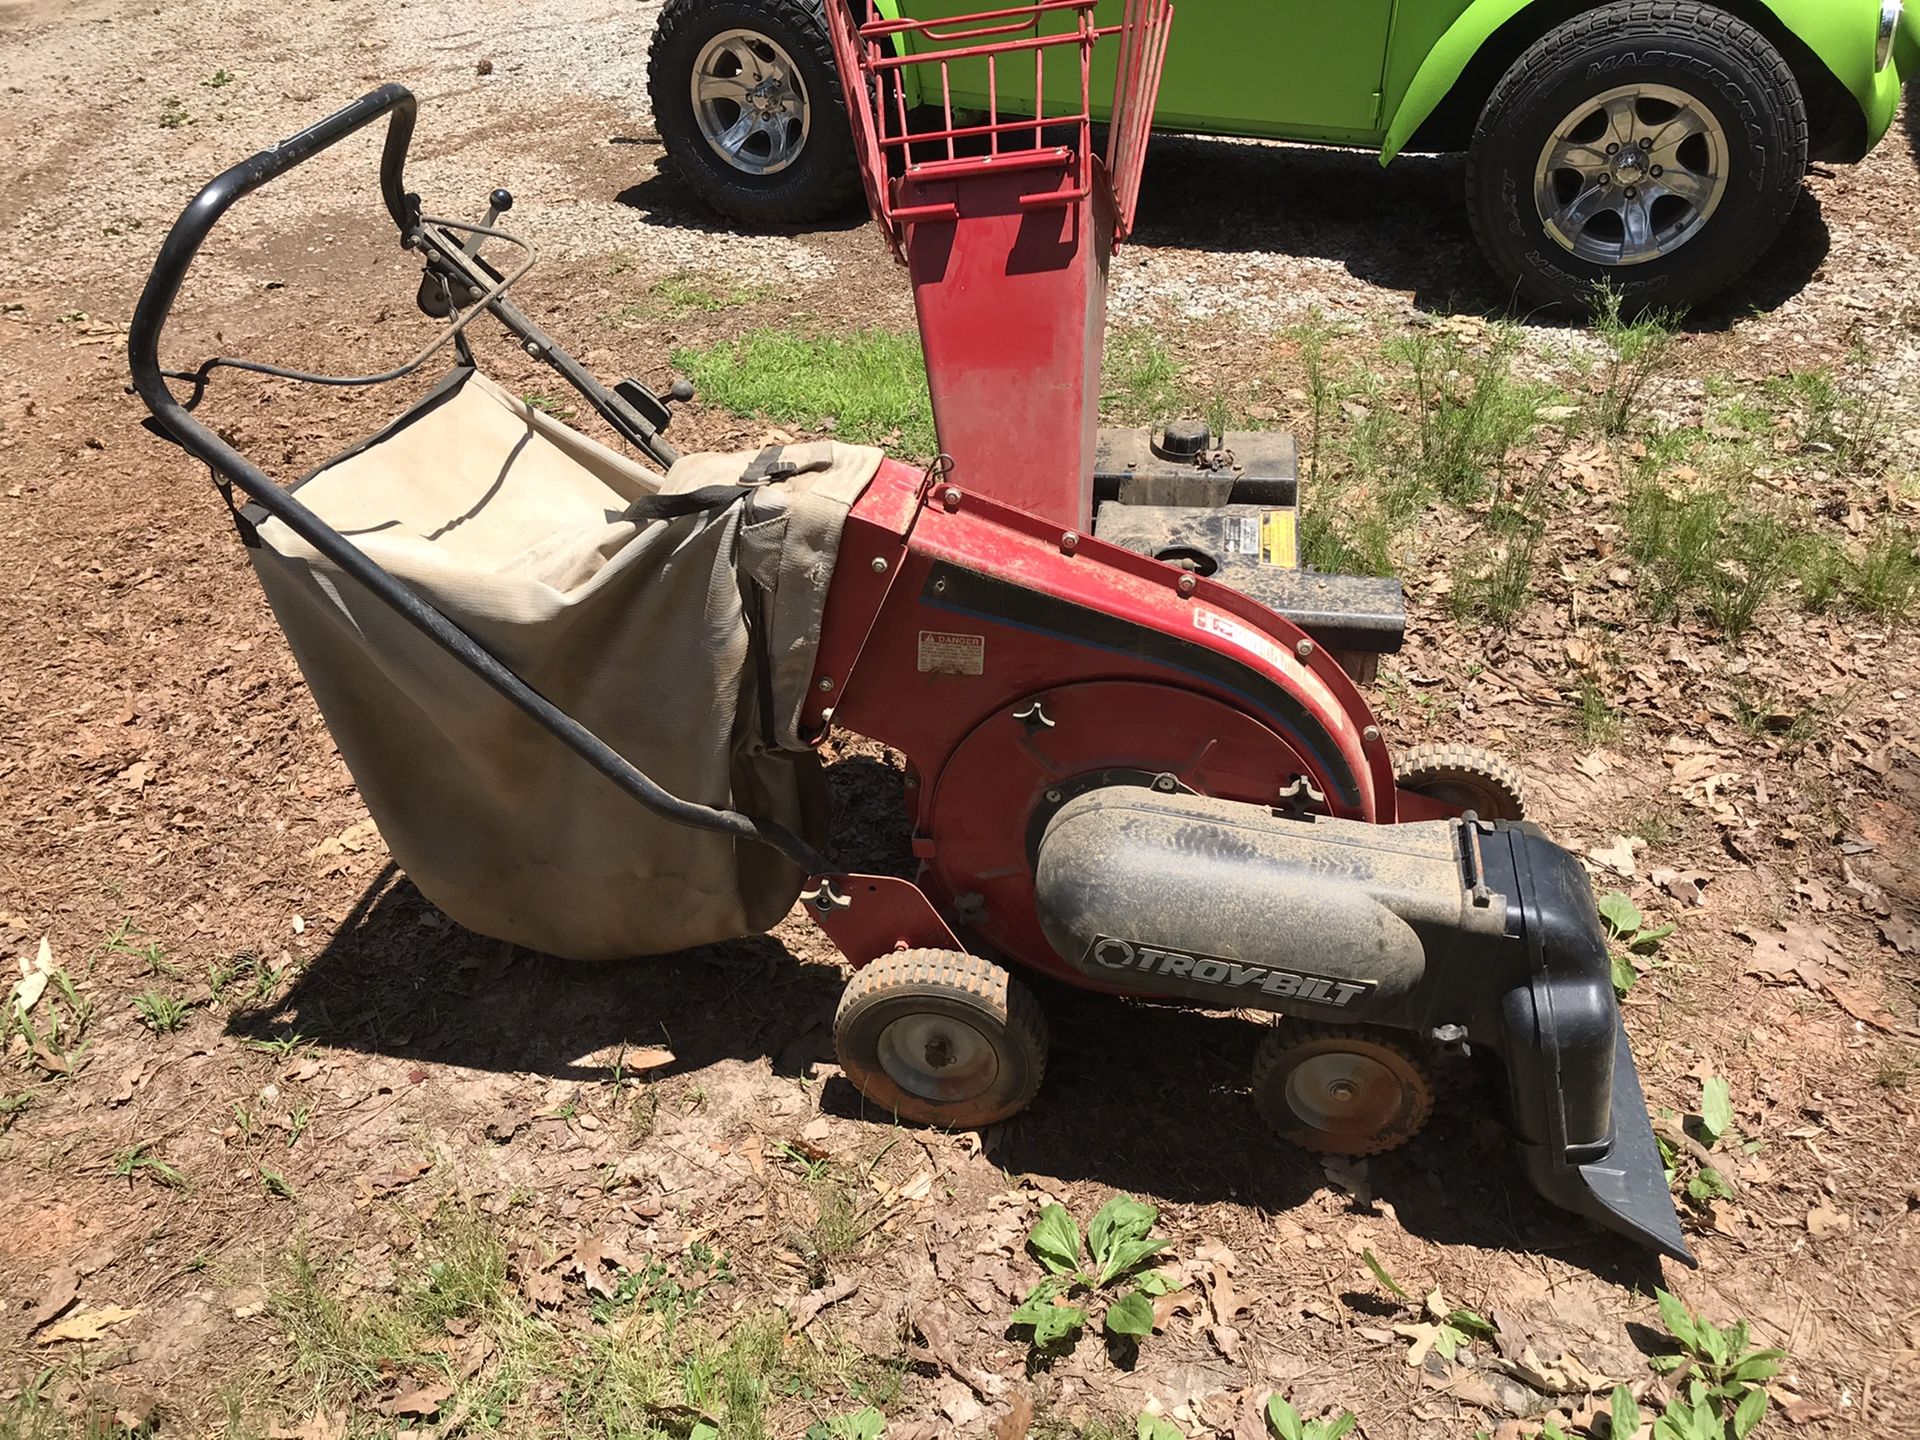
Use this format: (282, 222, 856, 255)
(690, 28, 811, 176)
(1534, 84, 1730, 266)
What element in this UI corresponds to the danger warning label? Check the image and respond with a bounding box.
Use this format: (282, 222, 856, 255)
(917, 630, 985, 675)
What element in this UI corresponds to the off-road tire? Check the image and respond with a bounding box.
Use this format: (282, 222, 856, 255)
(1251, 1021, 1436, 1157)
(647, 0, 862, 224)
(834, 949, 1048, 1128)
(1465, 0, 1807, 314)
(1394, 742, 1527, 821)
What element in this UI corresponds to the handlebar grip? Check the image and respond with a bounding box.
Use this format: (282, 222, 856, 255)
(128, 84, 419, 420)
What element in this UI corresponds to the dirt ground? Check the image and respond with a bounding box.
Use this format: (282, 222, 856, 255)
(2, 0, 1919, 1436)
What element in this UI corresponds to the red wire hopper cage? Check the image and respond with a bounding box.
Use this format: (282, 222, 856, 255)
(826, 0, 1175, 532)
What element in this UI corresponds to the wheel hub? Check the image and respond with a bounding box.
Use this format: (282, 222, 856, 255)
(1284, 1051, 1407, 1137)
(690, 28, 811, 177)
(1533, 84, 1729, 267)
(876, 1013, 999, 1103)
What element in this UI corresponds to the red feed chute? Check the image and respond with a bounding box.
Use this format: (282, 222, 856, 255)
(826, 0, 1173, 533)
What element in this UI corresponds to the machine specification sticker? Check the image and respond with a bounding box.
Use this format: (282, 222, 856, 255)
(917, 630, 985, 675)
(1222, 515, 1260, 555)
(1192, 606, 1298, 677)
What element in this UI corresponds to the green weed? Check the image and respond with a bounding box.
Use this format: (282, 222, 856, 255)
(158, 96, 192, 129)
(1597, 891, 1675, 997)
(1011, 1194, 1179, 1357)
(1265, 1395, 1357, 1440)
(202, 67, 236, 88)
(1591, 288, 1678, 436)
(132, 991, 188, 1035)
(1646, 1289, 1783, 1438)
(1101, 329, 1185, 424)
(110, 1141, 187, 1191)
(1391, 325, 1547, 504)
(673, 328, 936, 454)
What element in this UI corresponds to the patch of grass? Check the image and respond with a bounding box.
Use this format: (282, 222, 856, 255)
(521, 393, 577, 420)
(653, 269, 775, 315)
(1574, 672, 1623, 744)
(673, 328, 936, 454)
(0, 1369, 142, 1439)
(0, 1092, 31, 1131)
(158, 95, 192, 129)
(245, 1031, 307, 1061)
(1390, 325, 1548, 504)
(1590, 288, 1678, 436)
(1450, 511, 1538, 628)
(1847, 519, 1920, 618)
(1727, 677, 1846, 751)
(110, 1141, 187, 1191)
(132, 991, 188, 1035)
(4, 966, 94, 1074)
(275, 1208, 546, 1413)
(202, 67, 236, 88)
(1622, 478, 1802, 640)
(1767, 360, 1892, 472)
(1101, 329, 1185, 424)
(100, 918, 174, 976)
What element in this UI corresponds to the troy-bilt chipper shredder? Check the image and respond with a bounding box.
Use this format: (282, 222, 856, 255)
(130, 0, 1688, 1262)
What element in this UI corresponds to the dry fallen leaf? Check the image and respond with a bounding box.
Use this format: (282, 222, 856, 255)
(1805, 1202, 1852, 1237)
(789, 1275, 858, 1334)
(573, 1233, 636, 1297)
(36, 1304, 140, 1344)
(28, 1267, 80, 1331)
(267, 1412, 347, 1440)
(993, 1391, 1035, 1440)
(622, 1045, 675, 1073)
(1587, 835, 1640, 878)
(380, 1382, 453, 1418)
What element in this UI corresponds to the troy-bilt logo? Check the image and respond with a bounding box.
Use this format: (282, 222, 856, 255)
(1089, 936, 1372, 1008)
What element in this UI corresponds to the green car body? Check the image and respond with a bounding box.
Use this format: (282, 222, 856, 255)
(646, 0, 1912, 308)
(873, 0, 1908, 162)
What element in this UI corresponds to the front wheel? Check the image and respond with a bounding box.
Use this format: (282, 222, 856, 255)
(646, 0, 862, 225)
(833, 950, 1048, 1128)
(1465, 0, 1808, 314)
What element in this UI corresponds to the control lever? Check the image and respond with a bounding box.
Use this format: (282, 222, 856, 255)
(415, 188, 514, 319)
(467, 188, 513, 257)
(614, 377, 695, 433)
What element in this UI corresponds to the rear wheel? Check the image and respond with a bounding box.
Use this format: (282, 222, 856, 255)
(647, 0, 862, 224)
(1465, 0, 1807, 313)
(1251, 1022, 1435, 1156)
(833, 950, 1048, 1128)
(1394, 742, 1527, 821)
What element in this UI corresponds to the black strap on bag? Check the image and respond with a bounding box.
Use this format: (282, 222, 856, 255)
(619, 482, 759, 525)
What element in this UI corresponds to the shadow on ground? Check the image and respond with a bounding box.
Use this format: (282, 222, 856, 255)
(234, 754, 1670, 1285)
(1125, 135, 1831, 331)
(610, 152, 871, 242)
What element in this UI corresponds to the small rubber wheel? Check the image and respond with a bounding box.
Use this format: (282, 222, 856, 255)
(1394, 742, 1527, 821)
(647, 0, 862, 225)
(1251, 1022, 1435, 1157)
(834, 950, 1047, 1128)
(1465, 0, 1807, 313)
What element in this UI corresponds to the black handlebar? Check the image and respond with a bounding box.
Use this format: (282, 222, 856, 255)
(128, 83, 419, 423)
(122, 83, 835, 881)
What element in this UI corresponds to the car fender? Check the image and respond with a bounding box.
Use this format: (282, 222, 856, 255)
(1379, 0, 1900, 164)
(855, 0, 927, 107)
